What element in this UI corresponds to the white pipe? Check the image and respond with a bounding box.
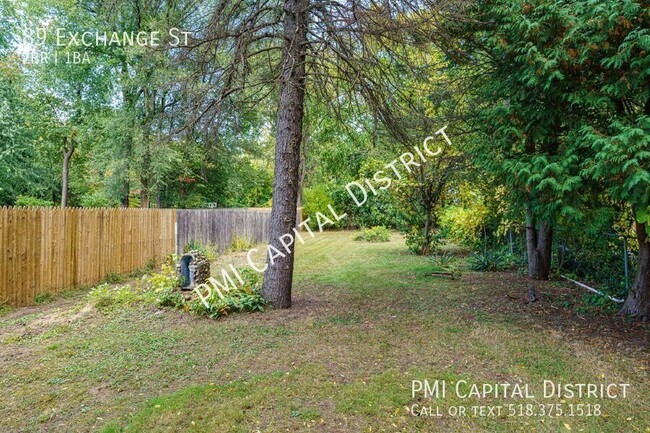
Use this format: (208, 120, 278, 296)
(560, 275, 624, 304)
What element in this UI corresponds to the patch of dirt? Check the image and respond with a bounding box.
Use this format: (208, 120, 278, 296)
(252, 290, 339, 323)
(0, 301, 94, 342)
(462, 271, 650, 357)
(32, 302, 94, 327)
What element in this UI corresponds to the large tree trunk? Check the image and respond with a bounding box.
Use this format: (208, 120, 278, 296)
(619, 221, 650, 321)
(120, 183, 129, 208)
(61, 137, 75, 208)
(140, 88, 156, 209)
(119, 132, 132, 208)
(260, 0, 308, 308)
(120, 60, 135, 209)
(525, 209, 553, 280)
(140, 147, 151, 208)
(423, 212, 431, 243)
(140, 190, 150, 209)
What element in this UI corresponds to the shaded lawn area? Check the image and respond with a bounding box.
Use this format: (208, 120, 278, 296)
(0, 232, 648, 432)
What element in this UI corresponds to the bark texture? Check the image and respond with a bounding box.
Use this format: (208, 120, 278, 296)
(619, 222, 650, 321)
(260, 0, 308, 308)
(60, 137, 75, 208)
(140, 146, 151, 208)
(526, 209, 553, 280)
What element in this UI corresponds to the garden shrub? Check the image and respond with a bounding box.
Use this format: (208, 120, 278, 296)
(439, 204, 489, 246)
(429, 252, 456, 267)
(188, 267, 265, 319)
(469, 247, 518, 272)
(88, 257, 266, 319)
(79, 191, 116, 208)
(14, 195, 54, 207)
(143, 261, 184, 308)
(427, 253, 461, 279)
(353, 226, 391, 242)
(303, 184, 335, 224)
(404, 230, 441, 255)
(89, 260, 180, 312)
(554, 221, 633, 301)
(330, 185, 408, 230)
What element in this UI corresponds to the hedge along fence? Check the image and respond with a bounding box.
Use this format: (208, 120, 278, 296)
(0, 207, 177, 307)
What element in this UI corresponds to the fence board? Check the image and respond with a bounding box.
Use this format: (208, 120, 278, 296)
(0, 206, 291, 306)
(0, 207, 177, 306)
(176, 208, 286, 253)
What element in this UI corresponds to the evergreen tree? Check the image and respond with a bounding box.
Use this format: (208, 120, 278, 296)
(456, 0, 588, 280)
(570, 0, 650, 319)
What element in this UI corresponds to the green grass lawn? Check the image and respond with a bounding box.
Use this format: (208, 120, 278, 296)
(0, 232, 648, 432)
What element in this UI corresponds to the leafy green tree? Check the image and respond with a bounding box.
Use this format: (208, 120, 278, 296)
(569, 0, 650, 319)
(0, 3, 55, 205)
(0, 60, 37, 205)
(454, 0, 592, 280)
(453, 0, 649, 318)
(0, 0, 15, 53)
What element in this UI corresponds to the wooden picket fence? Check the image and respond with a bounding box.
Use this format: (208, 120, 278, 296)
(176, 208, 274, 253)
(176, 207, 304, 253)
(0, 207, 176, 306)
(0, 206, 303, 306)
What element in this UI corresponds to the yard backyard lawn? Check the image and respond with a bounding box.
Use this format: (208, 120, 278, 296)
(0, 231, 648, 432)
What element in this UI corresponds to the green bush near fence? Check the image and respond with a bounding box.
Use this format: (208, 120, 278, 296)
(88, 260, 265, 319)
